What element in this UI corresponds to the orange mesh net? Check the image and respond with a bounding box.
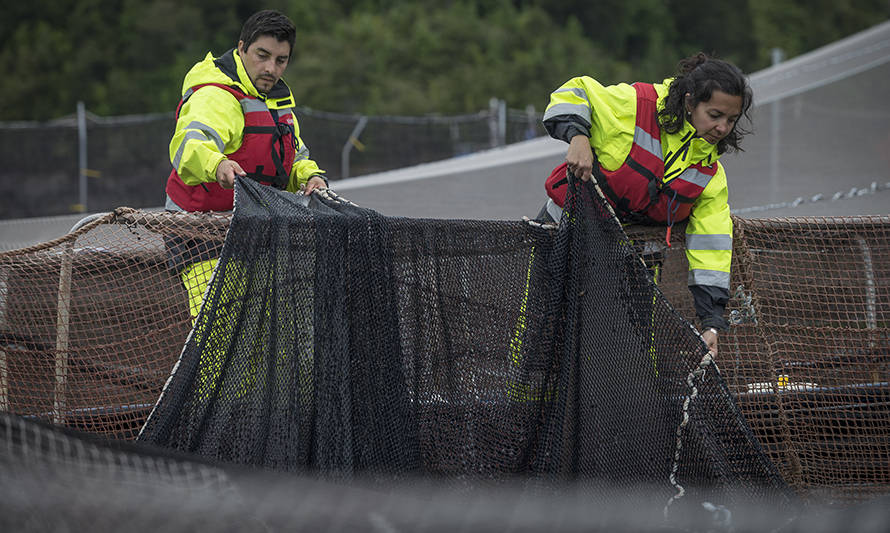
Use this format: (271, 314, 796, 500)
(0, 209, 228, 439)
(1, 208, 887, 505)
(629, 216, 890, 505)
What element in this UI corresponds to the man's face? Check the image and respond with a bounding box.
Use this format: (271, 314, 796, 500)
(237, 35, 291, 93)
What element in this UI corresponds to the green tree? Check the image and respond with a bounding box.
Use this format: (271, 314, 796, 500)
(664, 0, 760, 73)
(748, 0, 890, 68)
(286, 1, 627, 114)
(519, 0, 682, 79)
(0, 19, 76, 120)
(0, 0, 887, 120)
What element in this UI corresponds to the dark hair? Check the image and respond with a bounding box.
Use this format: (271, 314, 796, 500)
(239, 10, 296, 54)
(657, 52, 753, 154)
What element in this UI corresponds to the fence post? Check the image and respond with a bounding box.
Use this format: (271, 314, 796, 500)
(0, 267, 8, 412)
(769, 48, 784, 203)
(855, 236, 879, 382)
(53, 242, 73, 425)
(525, 104, 537, 140)
(498, 99, 506, 146)
(488, 98, 506, 148)
(341, 115, 368, 179)
(77, 101, 88, 213)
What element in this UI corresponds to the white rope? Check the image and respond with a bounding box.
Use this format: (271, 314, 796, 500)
(314, 187, 357, 206)
(520, 215, 557, 230)
(732, 180, 890, 215)
(664, 351, 715, 519)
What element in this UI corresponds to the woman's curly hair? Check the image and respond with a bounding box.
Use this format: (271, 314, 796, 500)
(657, 52, 753, 154)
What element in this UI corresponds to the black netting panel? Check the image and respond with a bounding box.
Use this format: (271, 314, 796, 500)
(138, 175, 792, 515)
(6, 410, 847, 532)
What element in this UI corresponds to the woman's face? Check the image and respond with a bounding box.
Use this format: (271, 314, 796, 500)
(686, 90, 743, 145)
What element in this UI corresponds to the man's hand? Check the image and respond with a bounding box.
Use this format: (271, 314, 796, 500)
(701, 328, 719, 356)
(301, 176, 326, 196)
(216, 159, 246, 189)
(566, 135, 594, 182)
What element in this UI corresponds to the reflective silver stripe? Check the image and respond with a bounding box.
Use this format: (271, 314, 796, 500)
(294, 144, 310, 161)
(685, 233, 732, 251)
(183, 121, 224, 152)
(172, 130, 215, 170)
(552, 87, 588, 100)
(688, 269, 730, 289)
(543, 102, 591, 123)
(633, 126, 662, 161)
(241, 99, 269, 113)
(676, 166, 715, 189)
(546, 197, 562, 221)
(165, 194, 184, 211)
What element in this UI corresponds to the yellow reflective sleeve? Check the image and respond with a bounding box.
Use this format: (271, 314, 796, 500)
(544, 76, 637, 170)
(169, 87, 244, 186)
(685, 163, 733, 282)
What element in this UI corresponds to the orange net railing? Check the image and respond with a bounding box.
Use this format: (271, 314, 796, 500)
(628, 216, 890, 505)
(0, 209, 228, 439)
(1, 208, 887, 505)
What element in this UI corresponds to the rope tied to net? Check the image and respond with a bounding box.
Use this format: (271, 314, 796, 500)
(315, 187, 357, 206)
(521, 215, 557, 230)
(664, 350, 715, 519)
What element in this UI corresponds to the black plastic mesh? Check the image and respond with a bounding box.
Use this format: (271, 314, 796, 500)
(138, 175, 791, 512)
(7, 410, 854, 532)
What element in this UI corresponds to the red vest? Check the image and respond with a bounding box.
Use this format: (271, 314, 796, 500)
(545, 83, 718, 225)
(165, 83, 297, 212)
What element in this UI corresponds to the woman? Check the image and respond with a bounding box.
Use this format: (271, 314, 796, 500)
(539, 53, 753, 356)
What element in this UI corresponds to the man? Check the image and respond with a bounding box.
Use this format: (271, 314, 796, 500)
(164, 9, 325, 320)
(166, 9, 325, 213)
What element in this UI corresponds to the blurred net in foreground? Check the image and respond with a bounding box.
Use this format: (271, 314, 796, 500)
(11, 411, 889, 533)
(0, 182, 887, 510)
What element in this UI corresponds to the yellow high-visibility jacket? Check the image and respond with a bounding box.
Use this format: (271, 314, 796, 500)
(167, 48, 324, 207)
(543, 76, 732, 330)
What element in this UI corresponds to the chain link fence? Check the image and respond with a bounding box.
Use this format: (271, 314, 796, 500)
(0, 101, 545, 220)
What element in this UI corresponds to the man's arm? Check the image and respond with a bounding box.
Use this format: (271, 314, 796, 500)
(214, 160, 246, 189)
(169, 87, 244, 186)
(286, 111, 326, 195)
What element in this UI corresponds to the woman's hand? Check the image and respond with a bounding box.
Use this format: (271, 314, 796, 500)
(566, 135, 594, 181)
(701, 328, 719, 356)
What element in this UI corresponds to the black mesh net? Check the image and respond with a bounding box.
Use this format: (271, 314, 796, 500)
(10, 409, 866, 532)
(136, 175, 791, 518)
